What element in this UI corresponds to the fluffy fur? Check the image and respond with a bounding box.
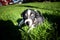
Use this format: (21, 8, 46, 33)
(20, 9, 44, 33)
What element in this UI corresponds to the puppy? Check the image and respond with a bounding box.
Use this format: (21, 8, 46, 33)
(20, 9, 44, 33)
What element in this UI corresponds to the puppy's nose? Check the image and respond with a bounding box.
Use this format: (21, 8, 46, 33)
(26, 22, 29, 25)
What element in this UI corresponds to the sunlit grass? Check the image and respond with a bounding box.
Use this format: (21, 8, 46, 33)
(0, 2, 60, 40)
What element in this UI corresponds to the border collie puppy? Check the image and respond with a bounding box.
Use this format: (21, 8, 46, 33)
(19, 9, 44, 33)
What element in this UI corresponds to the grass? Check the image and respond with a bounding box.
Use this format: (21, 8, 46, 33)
(0, 2, 60, 40)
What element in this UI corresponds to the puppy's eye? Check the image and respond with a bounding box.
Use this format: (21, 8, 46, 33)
(31, 14, 34, 16)
(25, 13, 28, 16)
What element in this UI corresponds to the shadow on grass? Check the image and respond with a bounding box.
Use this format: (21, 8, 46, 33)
(0, 20, 22, 40)
(43, 13, 60, 39)
(0, 13, 60, 40)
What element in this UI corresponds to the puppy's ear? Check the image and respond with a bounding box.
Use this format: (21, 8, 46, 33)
(21, 13, 23, 17)
(21, 9, 28, 17)
(37, 10, 42, 15)
(34, 10, 42, 16)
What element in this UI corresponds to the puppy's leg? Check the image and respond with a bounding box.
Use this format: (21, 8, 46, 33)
(18, 19, 24, 27)
(27, 27, 35, 33)
(27, 24, 35, 33)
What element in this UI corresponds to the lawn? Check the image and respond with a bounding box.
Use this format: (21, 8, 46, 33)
(0, 2, 60, 40)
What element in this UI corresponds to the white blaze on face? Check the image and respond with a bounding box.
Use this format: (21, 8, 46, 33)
(28, 10, 31, 16)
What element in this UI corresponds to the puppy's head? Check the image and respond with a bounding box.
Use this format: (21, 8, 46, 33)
(21, 9, 44, 27)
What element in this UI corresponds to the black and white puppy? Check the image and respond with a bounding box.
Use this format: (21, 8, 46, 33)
(19, 9, 44, 33)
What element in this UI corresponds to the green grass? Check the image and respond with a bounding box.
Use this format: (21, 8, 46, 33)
(0, 2, 60, 40)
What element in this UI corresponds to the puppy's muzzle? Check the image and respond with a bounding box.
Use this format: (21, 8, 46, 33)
(26, 21, 29, 25)
(25, 19, 32, 27)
